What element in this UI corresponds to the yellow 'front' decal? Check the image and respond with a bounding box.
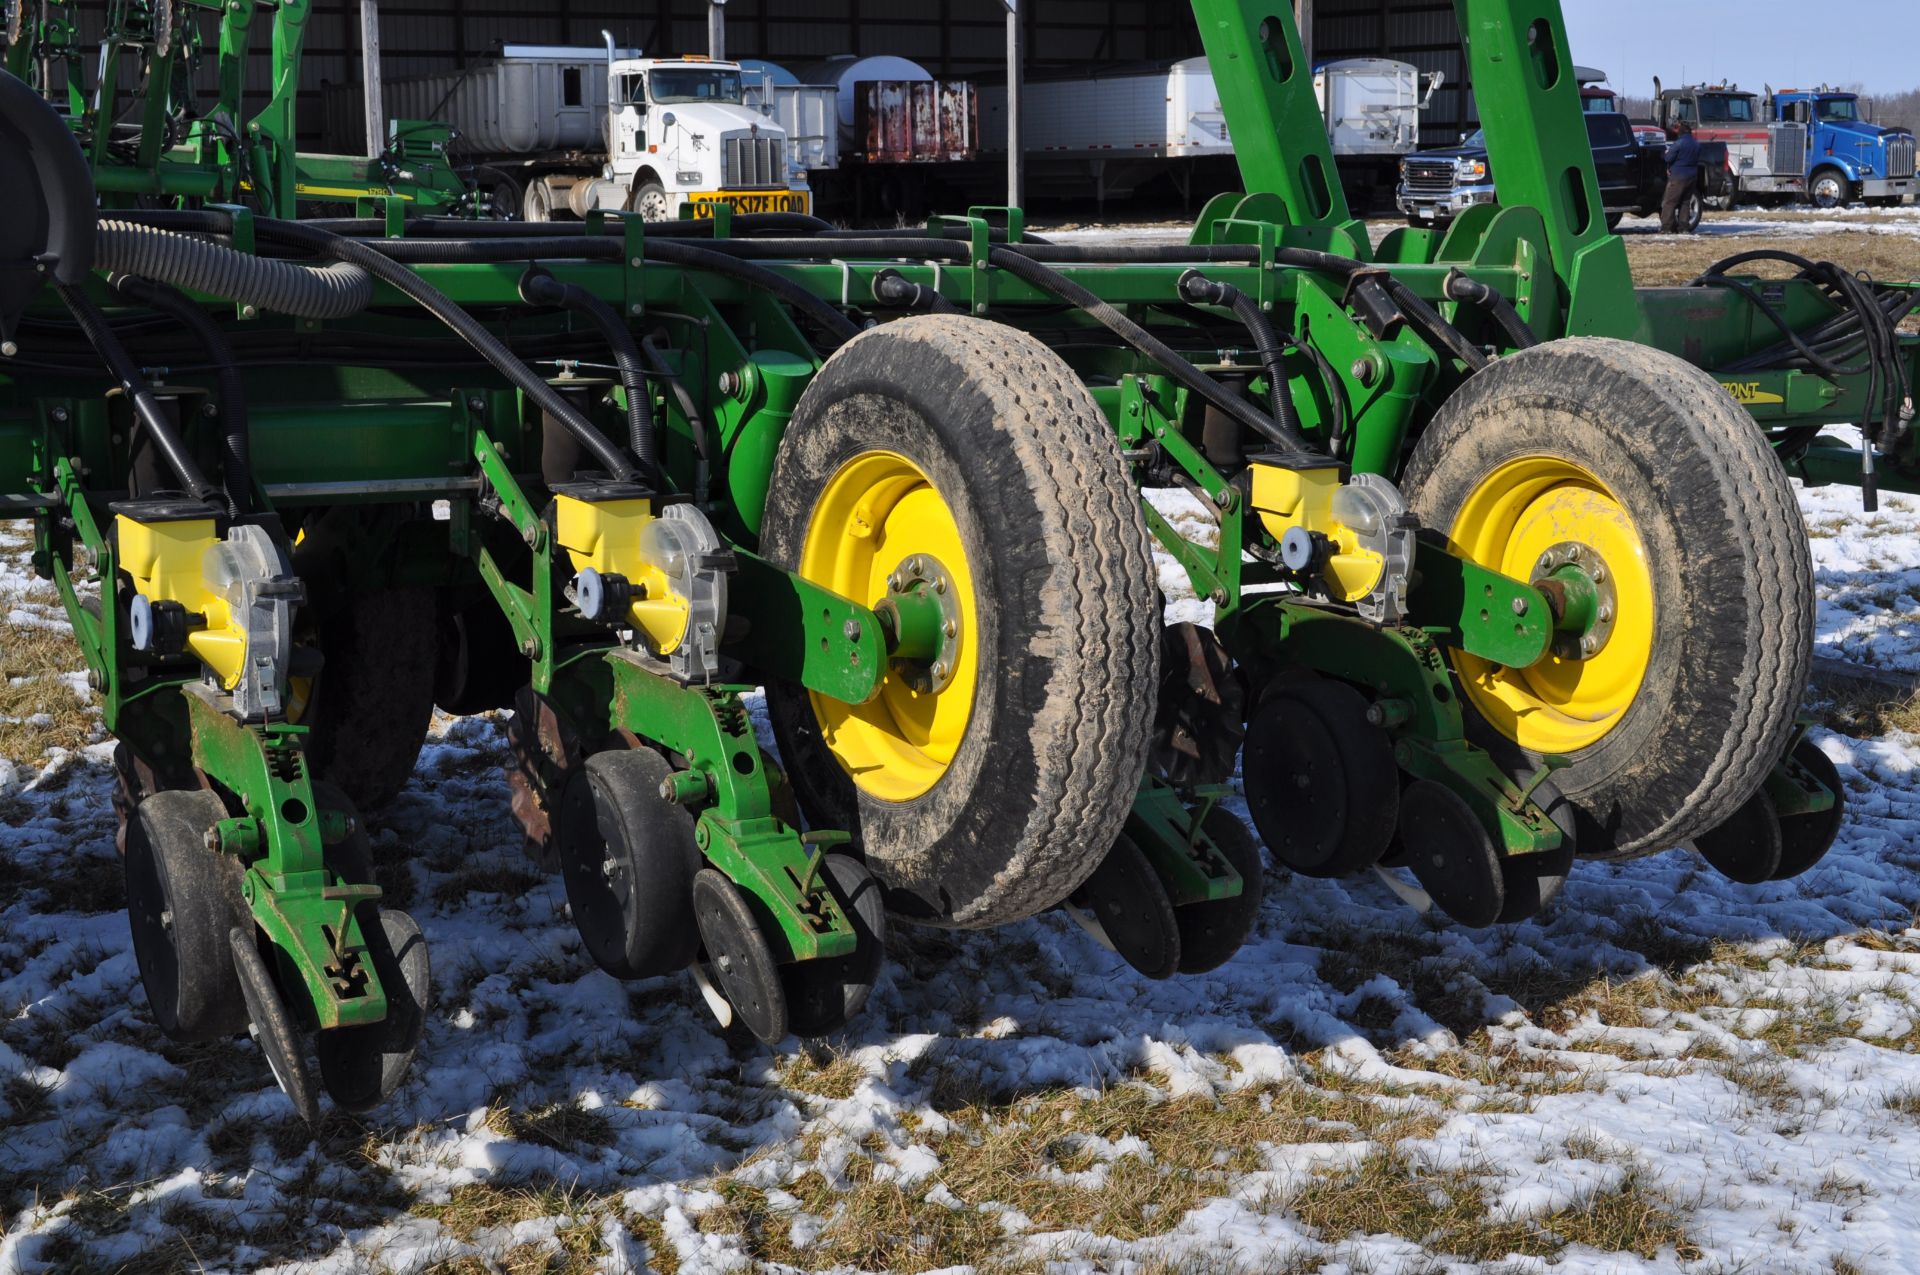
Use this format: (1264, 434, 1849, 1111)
(1720, 381, 1786, 406)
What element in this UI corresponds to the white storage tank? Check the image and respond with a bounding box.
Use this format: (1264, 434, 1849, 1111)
(795, 55, 935, 133)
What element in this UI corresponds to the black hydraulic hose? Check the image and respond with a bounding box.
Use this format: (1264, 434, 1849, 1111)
(354, 234, 862, 348)
(643, 239, 863, 346)
(1384, 277, 1490, 373)
(96, 219, 374, 319)
(250, 219, 642, 485)
(54, 281, 222, 508)
(1300, 339, 1353, 460)
(1443, 269, 1539, 350)
(110, 274, 254, 517)
(1176, 270, 1313, 455)
(639, 334, 711, 501)
(983, 246, 1311, 464)
(873, 268, 962, 314)
(518, 267, 658, 478)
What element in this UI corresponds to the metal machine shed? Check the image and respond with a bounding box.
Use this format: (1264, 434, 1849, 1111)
(53, 0, 1475, 150)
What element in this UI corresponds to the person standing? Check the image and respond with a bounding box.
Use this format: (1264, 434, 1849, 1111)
(1661, 122, 1703, 233)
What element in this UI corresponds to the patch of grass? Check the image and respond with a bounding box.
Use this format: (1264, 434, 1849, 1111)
(1289, 1150, 1698, 1263)
(507, 1100, 618, 1153)
(0, 606, 96, 766)
(1807, 667, 1920, 738)
(1624, 226, 1919, 290)
(1886, 1087, 1920, 1117)
(780, 1049, 866, 1101)
(411, 1181, 613, 1243)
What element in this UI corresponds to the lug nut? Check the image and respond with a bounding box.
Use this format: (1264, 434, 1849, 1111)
(943, 619, 958, 639)
(933, 576, 947, 595)
(1598, 604, 1614, 623)
(933, 660, 950, 680)
(887, 574, 904, 593)
(907, 556, 923, 574)
(1580, 635, 1599, 656)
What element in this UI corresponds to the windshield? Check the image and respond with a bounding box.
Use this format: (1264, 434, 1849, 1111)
(1815, 96, 1859, 121)
(1460, 128, 1486, 148)
(650, 68, 744, 105)
(1697, 94, 1755, 123)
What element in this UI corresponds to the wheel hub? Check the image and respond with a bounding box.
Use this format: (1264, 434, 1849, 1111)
(1531, 540, 1618, 661)
(875, 552, 963, 694)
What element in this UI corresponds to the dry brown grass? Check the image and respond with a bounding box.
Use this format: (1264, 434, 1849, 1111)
(1808, 666, 1920, 738)
(1623, 225, 1920, 288)
(0, 608, 95, 767)
(695, 1077, 1452, 1272)
(1290, 1149, 1699, 1263)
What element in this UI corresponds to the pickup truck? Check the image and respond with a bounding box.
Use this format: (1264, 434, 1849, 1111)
(1396, 111, 1730, 229)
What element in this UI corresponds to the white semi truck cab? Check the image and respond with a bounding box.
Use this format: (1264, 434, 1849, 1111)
(600, 45, 811, 221)
(368, 39, 811, 222)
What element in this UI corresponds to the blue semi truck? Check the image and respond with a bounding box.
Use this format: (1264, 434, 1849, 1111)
(1768, 86, 1916, 207)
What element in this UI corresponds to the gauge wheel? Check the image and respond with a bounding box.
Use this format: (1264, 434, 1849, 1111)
(1400, 337, 1812, 861)
(761, 316, 1159, 929)
(125, 788, 251, 1042)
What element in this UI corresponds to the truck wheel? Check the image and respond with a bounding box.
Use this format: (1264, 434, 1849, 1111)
(522, 180, 555, 223)
(1809, 168, 1853, 209)
(1399, 337, 1812, 861)
(761, 316, 1159, 929)
(627, 177, 671, 222)
(1681, 189, 1705, 233)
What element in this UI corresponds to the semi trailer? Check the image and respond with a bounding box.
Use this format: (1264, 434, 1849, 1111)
(327, 41, 812, 222)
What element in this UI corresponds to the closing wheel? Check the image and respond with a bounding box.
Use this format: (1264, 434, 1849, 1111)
(1399, 780, 1505, 927)
(1070, 834, 1181, 980)
(1693, 786, 1784, 884)
(558, 749, 702, 979)
(1244, 676, 1398, 878)
(692, 869, 788, 1043)
(783, 854, 888, 1037)
(762, 316, 1158, 928)
(1175, 809, 1266, 975)
(1496, 776, 1577, 924)
(1400, 338, 1812, 860)
(1152, 622, 1246, 787)
(316, 908, 432, 1114)
(230, 925, 322, 1125)
(125, 788, 251, 1042)
(1772, 739, 1844, 880)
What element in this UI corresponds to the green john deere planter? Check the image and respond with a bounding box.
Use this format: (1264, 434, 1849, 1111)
(0, 0, 1905, 1120)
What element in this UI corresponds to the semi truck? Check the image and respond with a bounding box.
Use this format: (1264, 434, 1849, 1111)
(325, 40, 811, 222)
(977, 55, 1440, 212)
(1766, 86, 1916, 207)
(1651, 79, 1806, 204)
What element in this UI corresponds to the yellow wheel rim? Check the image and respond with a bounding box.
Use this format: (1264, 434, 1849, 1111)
(1448, 457, 1654, 754)
(798, 451, 978, 802)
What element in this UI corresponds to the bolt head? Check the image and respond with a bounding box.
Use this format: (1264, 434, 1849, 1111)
(1590, 565, 1606, 583)
(203, 829, 219, 852)
(50, 407, 69, 423)
(521, 638, 541, 659)
(1567, 544, 1582, 560)
(942, 619, 958, 639)
(908, 556, 923, 574)
(0, 341, 16, 358)
(1511, 596, 1527, 616)
(1579, 635, 1598, 656)
(843, 618, 862, 642)
(659, 779, 676, 801)
(887, 574, 904, 593)
(933, 576, 947, 595)
(1210, 587, 1230, 606)
(932, 661, 950, 680)
(1598, 604, 1614, 623)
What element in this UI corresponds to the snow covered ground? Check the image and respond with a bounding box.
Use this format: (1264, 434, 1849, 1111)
(5, 242, 1920, 1272)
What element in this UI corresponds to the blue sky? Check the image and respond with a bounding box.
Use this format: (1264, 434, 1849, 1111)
(1561, 0, 1919, 97)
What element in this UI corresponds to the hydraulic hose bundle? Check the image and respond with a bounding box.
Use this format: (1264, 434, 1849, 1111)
(1695, 250, 1916, 509)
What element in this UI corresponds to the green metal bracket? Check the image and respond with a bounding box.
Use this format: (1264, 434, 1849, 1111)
(725, 548, 886, 706)
(1405, 540, 1553, 669)
(182, 685, 388, 1031)
(1447, 0, 1638, 338)
(1190, 0, 1368, 243)
(1766, 726, 1838, 820)
(601, 655, 857, 963)
(1236, 603, 1562, 857)
(1127, 780, 1242, 907)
